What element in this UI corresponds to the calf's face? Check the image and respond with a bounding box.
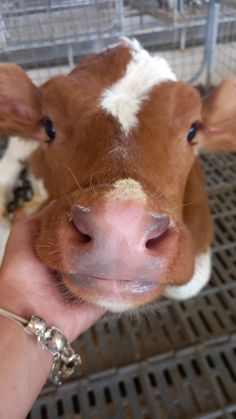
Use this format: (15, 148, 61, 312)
(0, 39, 236, 312)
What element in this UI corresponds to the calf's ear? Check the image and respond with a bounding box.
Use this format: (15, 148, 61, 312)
(0, 63, 43, 139)
(198, 79, 236, 152)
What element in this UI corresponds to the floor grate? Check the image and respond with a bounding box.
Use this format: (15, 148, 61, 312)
(30, 341, 236, 419)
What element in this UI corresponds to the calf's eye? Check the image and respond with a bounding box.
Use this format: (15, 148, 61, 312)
(43, 117, 56, 142)
(187, 122, 198, 144)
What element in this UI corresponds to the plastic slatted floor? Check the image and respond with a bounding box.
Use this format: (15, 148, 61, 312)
(24, 152, 236, 418)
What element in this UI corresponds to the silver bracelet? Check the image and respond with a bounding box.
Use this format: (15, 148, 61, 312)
(0, 307, 81, 385)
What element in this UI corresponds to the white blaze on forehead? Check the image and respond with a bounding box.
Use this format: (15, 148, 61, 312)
(100, 37, 177, 134)
(106, 178, 147, 204)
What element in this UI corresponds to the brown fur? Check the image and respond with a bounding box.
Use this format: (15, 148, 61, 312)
(0, 64, 43, 137)
(0, 43, 235, 310)
(199, 79, 236, 152)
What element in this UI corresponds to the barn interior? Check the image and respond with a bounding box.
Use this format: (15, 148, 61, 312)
(0, 1, 236, 418)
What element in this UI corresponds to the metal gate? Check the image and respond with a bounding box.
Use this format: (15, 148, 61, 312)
(1, 1, 236, 86)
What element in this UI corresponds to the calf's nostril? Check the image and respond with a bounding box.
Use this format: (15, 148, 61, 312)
(72, 205, 93, 245)
(77, 230, 92, 244)
(145, 213, 170, 250)
(73, 219, 93, 244)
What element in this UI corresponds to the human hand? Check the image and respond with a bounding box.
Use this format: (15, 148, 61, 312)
(0, 212, 105, 342)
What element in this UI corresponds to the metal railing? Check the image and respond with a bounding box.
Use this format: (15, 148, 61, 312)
(0, 0, 236, 85)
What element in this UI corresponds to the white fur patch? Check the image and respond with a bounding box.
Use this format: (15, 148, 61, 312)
(0, 138, 46, 263)
(0, 220, 10, 264)
(29, 175, 49, 202)
(106, 178, 147, 203)
(100, 38, 177, 134)
(96, 298, 133, 313)
(0, 137, 38, 217)
(0, 137, 37, 181)
(164, 250, 211, 300)
(22, 174, 49, 216)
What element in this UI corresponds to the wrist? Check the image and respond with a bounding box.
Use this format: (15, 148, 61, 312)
(0, 281, 65, 336)
(0, 314, 52, 373)
(0, 305, 82, 386)
(0, 315, 52, 418)
(0, 317, 52, 418)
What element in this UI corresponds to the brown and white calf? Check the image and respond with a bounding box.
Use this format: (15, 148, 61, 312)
(0, 38, 235, 313)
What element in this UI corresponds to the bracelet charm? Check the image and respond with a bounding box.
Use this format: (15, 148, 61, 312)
(0, 308, 81, 386)
(25, 315, 47, 336)
(25, 315, 81, 385)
